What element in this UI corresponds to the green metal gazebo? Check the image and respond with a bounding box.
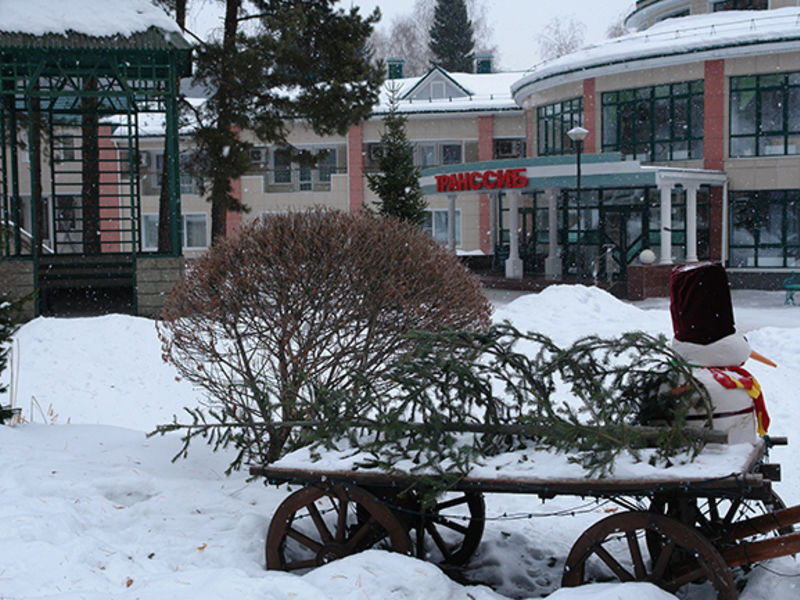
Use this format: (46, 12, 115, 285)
(0, 2, 191, 317)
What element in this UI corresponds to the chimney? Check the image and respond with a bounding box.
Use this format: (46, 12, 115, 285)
(476, 53, 492, 74)
(387, 57, 405, 79)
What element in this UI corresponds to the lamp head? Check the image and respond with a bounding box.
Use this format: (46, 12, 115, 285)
(567, 126, 589, 143)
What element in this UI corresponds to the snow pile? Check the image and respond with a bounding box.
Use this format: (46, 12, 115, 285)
(2, 285, 800, 600)
(0, 0, 180, 37)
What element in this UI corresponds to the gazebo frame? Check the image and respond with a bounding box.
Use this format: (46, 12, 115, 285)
(0, 26, 191, 316)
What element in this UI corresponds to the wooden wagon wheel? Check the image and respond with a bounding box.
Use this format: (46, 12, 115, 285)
(265, 483, 412, 571)
(362, 488, 485, 566)
(562, 511, 737, 599)
(415, 491, 486, 566)
(650, 490, 794, 546)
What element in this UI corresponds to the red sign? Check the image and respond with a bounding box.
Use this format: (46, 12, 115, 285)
(435, 168, 528, 193)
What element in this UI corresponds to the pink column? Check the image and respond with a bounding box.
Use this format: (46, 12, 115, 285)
(348, 123, 365, 213)
(704, 59, 726, 259)
(478, 115, 493, 254)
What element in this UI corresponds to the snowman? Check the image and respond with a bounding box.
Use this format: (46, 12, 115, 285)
(669, 262, 773, 444)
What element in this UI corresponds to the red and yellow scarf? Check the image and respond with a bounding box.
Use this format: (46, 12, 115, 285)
(706, 366, 770, 436)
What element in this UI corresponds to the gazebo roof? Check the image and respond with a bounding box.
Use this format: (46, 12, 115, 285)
(0, 0, 190, 51)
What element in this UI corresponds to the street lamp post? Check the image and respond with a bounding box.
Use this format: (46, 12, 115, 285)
(567, 126, 589, 283)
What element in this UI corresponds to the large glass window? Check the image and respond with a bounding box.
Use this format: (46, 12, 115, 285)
(730, 73, 800, 157)
(423, 209, 461, 246)
(729, 190, 800, 268)
(602, 81, 704, 162)
(537, 98, 583, 156)
(712, 0, 767, 11)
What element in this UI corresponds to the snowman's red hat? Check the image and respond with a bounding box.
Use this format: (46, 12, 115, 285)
(670, 261, 736, 345)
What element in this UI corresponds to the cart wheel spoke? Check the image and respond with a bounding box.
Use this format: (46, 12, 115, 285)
(307, 501, 334, 544)
(286, 527, 323, 552)
(435, 496, 469, 511)
(650, 540, 676, 580)
(594, 543, 634, 581)
(344, 516, 378, 552)
(425, 519, 454, 562)
(626, 531, 647, 580)
(665, 565, 710, 591)
(435, 516, 469, 535)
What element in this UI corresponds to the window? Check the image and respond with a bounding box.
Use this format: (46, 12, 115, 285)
(423, 209, 461, 246)
(602, 81, 704, 162)
(729, 190, 800, 268)
(155, 154, 199, 194)
(141, 213, 208, 251)
(414, 142, 463, 167)
(730, 72, 800, 158)
(712, 0, 767, 11)
(431, 81, 445, 99)
(494, 138, 526, 159)
(273, 148, 292, 184)
(537, 98, 583, 156)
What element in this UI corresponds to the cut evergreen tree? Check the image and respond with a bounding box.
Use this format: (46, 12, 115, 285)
(366, 83, 427, 225)
(0, 267, 27, 424)
(189, 0, 385, 241)
(428, 0, 476, 72)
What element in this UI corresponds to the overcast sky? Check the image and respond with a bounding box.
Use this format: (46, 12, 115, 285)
(186, 0, 637, 72)
(341, 0, 636, 71)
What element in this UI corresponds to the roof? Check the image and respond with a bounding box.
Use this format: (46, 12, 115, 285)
(0, 0, 189, 50)
(374, 68, 526, 117)
(512, 7, 800, 103)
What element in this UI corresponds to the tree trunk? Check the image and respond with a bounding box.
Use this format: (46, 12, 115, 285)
(157, 0, 188, 254)
(209, 0, 241, 244)
(81, 78, 100, 254)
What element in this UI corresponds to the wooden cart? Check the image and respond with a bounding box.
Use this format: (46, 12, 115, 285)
(249, 436, 800, 599)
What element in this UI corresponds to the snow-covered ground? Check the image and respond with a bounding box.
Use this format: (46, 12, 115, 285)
(2, 285, 799, 599)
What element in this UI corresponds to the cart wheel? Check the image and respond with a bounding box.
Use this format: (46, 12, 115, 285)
(562, 511, 737, 599)
(650, 491, 794, 545)
(266, 483, 412, 571)
(416, 491, 485, 566)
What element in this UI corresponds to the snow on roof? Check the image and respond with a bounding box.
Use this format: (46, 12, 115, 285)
(0, 0, 180, 37)
(512, 7, 800, 101)
(375, 70, 526, 116)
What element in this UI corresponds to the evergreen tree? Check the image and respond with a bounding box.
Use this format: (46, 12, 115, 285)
(0, 259, 26, 423)
(191, 0, 385, 242)
(367, 84, 426, 225)
(428, 0, 476, 73)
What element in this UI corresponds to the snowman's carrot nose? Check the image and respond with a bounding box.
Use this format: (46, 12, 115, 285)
(750, 349, 777, 368)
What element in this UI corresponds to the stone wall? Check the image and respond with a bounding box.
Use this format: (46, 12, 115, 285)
(0, 260, 36, 321)
(136, 256, 184, 318)
(627, 264, 674, 300)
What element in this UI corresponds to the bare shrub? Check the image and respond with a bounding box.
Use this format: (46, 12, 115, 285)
(157, 209, 491, 466)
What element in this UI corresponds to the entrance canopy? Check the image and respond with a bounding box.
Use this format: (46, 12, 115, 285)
(420, 154, 727, 281)
(419, 153, 726, 196)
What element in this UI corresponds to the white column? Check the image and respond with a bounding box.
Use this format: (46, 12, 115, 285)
(544, 189, 561, 279)
(489, 192, 497, 251)
(659, 183, 673, 265)
(685, 182, 699, 263)
(447, 193, 457, 252)
(505, 190, 523, 279)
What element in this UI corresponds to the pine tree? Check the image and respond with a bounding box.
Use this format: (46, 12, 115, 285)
(191, 0, 385, 242)
(428, 0, 476, 73)
(367, 84, 426, 225)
